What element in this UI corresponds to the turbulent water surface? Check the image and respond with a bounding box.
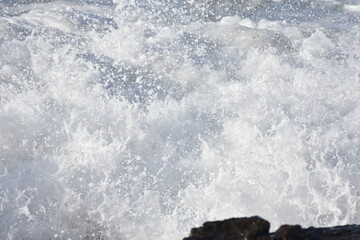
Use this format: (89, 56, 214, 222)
(1, 0, 360, 239)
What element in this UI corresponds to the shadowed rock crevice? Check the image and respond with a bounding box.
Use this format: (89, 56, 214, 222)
(183, 216, 360, 240)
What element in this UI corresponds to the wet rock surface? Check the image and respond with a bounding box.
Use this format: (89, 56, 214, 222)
(183, 216, 360, 240)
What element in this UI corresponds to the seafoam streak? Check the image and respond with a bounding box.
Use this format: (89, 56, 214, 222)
(0, 0, 360, 239)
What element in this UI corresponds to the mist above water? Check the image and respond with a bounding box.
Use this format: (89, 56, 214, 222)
(0, 0, 360, 239)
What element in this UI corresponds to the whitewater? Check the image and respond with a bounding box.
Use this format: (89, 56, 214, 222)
(0, 0, 360, 239)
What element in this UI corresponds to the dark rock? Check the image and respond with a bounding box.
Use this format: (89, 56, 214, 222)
(183, 216, 360, 240)
(183, 216, 270, 240)
(316, 225, 360, 240)
(274, 225, 316, 240)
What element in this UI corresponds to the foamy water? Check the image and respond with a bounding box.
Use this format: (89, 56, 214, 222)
(0, 0, 360, 239)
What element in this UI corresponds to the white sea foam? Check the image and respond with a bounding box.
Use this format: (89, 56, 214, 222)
(0, 0, 360, 239)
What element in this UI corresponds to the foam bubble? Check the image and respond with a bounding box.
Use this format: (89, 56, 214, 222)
(1, 0, 360, 239)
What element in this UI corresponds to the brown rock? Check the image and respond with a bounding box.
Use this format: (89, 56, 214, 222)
(274, 225, 314, 240)
(183, 216, 270, 240)
(183, 216, 360, 240)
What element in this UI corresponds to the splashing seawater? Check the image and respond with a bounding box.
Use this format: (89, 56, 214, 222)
(0, 0, 360, 239)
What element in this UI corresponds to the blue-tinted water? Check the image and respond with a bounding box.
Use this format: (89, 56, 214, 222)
(1, 0, 360, 239)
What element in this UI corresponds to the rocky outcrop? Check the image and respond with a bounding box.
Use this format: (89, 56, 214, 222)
(183, 216, 360, 240)
(184, 216, 270, 240)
